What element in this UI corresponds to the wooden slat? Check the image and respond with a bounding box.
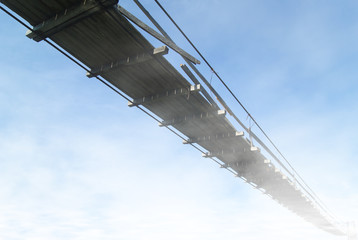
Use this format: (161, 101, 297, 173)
(26, 0, 118, 42)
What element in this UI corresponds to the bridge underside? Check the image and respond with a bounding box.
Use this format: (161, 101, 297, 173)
(1, 0, 344, 235)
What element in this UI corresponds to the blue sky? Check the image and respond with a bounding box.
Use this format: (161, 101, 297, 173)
(1, 1, 358, 239)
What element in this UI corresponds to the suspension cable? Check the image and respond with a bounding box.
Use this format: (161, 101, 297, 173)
(153, 0, 336, 218)
(131, 0, 296, 182)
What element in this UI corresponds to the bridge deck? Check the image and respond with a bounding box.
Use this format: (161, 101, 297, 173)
(2, 0, 344, 235)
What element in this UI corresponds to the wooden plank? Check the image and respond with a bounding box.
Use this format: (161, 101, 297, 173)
(202, 148, 242, 158)
(128, 84, 201, 107)
(26, 0, 118, 41)
(159, 109, 226, 127)
(183, 131, 244, 144)
(87, 46, 169, 78)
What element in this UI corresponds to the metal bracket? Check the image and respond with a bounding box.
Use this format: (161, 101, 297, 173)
(250, 146, 261, 152)
(263, 159, 271, 164)
(220, 163, 229, 169)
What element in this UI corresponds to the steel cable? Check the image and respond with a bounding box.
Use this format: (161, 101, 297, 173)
(153, 0, 337, 220)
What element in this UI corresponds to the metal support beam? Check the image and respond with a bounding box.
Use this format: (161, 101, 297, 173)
(128, 84, 201, 107)
(183, 131, 244, 144)
(26, 0, 118, 42)
(115, 4, 200, 65)
(159, 109, 226, 127)
(87, 46, 169, 77)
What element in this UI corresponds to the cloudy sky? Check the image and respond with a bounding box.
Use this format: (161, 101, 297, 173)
(1, 1, 358, 239)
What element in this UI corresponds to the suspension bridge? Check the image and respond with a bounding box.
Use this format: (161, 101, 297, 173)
(0, 0, 349, 237)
